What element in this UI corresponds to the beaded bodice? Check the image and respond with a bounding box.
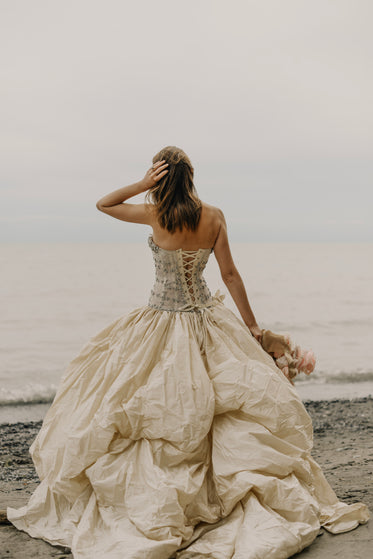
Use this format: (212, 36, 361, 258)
(147, 235, 214, 311)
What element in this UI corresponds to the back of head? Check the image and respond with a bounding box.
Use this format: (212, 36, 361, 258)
(145, 145, 202, 233)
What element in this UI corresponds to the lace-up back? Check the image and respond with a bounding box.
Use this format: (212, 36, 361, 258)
(148, 235, 213, 311)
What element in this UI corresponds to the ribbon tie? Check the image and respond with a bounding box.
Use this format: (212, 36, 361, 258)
(176, 289, 226, 313)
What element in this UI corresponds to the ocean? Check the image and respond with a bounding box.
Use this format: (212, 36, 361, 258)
(1, 241, 373, 424)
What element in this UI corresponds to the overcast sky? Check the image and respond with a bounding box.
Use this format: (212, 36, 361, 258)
(1, 0, 372, 243)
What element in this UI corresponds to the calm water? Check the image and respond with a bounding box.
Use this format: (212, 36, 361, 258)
(1, 241, 373, 423)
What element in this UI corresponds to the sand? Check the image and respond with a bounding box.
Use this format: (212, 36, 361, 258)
(0, 396, 372, 558)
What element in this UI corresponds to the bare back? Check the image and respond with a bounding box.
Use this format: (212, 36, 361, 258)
(150, 202, 221, 251)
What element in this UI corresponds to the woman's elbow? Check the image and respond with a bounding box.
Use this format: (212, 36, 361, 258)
(221, 268, 239, 285)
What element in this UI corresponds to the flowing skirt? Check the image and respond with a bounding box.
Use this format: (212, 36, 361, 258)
(7, 293, 370, 559)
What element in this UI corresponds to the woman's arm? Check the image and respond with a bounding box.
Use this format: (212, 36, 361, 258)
(96, 160, 168, 224)
(213, 209, 262, 342)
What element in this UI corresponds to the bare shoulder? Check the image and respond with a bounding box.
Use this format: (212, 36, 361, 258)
(201, 202, 225, 223)
(197, 202, 226, 249)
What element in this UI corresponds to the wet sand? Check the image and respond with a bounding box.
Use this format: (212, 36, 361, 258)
(0, 396, 372, 558)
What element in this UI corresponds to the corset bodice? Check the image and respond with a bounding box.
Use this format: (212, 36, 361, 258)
(147, 235, 214, 311)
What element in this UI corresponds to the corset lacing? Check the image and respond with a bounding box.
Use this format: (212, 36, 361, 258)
(177, 250, 210, 311)
(147, 235, 215, 312)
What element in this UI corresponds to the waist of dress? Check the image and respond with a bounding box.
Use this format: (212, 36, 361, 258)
(147, 290, 226, 313)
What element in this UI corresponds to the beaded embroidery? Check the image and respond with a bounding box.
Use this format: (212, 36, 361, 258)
(147, 235, 213, 312)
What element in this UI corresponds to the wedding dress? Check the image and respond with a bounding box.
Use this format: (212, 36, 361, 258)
(7, 235, 370, 559)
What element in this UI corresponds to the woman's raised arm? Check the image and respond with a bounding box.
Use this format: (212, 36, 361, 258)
(96, 160, 168, 224)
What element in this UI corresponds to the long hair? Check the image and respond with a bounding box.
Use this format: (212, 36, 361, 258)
(145, 146, 202, 233)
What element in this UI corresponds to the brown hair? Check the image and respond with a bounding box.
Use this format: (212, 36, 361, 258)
(145, 145, 202, 233)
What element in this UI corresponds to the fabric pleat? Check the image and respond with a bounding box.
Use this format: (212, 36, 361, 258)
(7, 295, 370, 558)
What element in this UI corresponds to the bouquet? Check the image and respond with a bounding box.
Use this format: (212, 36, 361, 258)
(260, 329, 316, 385)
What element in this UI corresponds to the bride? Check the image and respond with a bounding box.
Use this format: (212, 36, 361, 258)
(5, 146, 370, 558)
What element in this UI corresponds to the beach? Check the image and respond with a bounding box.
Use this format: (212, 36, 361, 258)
(0, 396, 372, 558)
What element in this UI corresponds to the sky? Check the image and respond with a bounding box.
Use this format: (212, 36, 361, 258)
(1, 0, 372, 243)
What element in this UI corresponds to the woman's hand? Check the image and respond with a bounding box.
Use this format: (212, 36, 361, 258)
(141, 160, 169, 190)
(249, 324, 263, 343)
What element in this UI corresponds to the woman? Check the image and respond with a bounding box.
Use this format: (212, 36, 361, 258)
(5, 146, 370, 558)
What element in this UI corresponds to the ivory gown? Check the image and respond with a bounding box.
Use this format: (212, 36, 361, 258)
(7, 235, 370, 558)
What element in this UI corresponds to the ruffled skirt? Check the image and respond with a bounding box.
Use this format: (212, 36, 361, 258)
(7, 293, 370, 558)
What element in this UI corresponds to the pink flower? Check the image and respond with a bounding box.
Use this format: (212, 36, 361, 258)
(299, 350, 316, 375)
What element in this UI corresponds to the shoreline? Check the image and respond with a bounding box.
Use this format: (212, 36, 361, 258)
(1, 388, 372, 426)
(0, 397, 372, 557)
